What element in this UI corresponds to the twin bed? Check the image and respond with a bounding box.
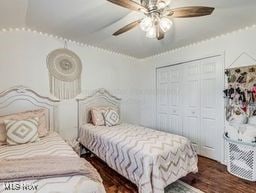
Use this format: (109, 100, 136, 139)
(0, 87, 198, 193)
(77, 89, 198, 193)
(0, 87, 105, 193)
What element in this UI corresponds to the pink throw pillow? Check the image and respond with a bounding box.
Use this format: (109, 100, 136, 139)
(91, 107, 109, 126)
(0, 109, 49, 145)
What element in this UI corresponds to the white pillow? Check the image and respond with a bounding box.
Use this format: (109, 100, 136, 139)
(239, 124, 256, 143)
(226, 125, 239, 141)
(104, 109, 120, 127)
(4, 118, 40, 145)
(229, 114, 248, 124)
(248, 116, 256, 125)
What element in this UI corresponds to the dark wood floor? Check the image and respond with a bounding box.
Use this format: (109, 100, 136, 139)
(84, 155, 256, 193)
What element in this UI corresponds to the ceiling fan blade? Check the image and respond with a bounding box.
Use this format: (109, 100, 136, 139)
(113, 20, 141, 36)
(107, 0, 148, 13)
(168, 6, 214, 18)
(157, 25, 164, 40)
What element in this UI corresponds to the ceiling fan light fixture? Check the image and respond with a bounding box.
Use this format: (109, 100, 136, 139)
(146, 26, 156, 38)
(159, 17, 172, 32)
(140, 17, 153, 32)
(108, 0, 215, 40)
(158, 0, 171, 9)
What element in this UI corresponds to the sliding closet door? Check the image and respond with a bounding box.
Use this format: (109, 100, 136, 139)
(156, 55, 224, 161)
(157, 68, 169, 131)
(168, 65, 183, 135)
(183, 61, 201, 153)
(200, 56, 223, 161)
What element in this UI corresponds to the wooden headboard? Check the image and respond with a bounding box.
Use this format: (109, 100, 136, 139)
(0, 86, 60, 132)
(76, 88, 121, 128)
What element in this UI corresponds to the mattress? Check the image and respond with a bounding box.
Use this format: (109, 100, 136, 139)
(79, 123, 198, 193)
(0, 132, 106, 193)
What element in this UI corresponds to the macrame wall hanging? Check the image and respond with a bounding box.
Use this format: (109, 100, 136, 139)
(47, 42, 82, 100)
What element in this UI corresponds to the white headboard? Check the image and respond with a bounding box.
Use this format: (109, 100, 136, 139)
(76, 88, 121, 128)
(0, 86, 60, 132)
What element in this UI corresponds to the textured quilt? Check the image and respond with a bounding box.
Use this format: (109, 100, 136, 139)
(80, 123, 198, 193)
(0, 133, 106, 193)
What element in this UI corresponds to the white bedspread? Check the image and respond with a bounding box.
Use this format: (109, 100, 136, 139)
(0, 132, 105, 193)
(80, 123, 198, 193)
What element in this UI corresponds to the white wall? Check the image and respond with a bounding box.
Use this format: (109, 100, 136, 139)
(1, 25, 256, 144)
(139, 25, 256, 130)
(0, 30, 141, 139)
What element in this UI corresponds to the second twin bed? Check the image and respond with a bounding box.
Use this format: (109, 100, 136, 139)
(77, 89, 198, 193)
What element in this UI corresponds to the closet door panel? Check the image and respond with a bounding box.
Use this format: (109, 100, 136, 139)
(157, 68, 169, 131)
(157, 113, 169, 131)
(183, 115, 200, 153)
(157, 83, 168, 113)
(157, 70, 169, 110)
(201, 118, 216, 158)
(184, 80, 200, 108)
(170, 66, 182, 82)
(168, 80, 182, 135)
(156, 56, 223, 162)
(169, 114, 182, 135)
(200, 57, 222, 161)
(183, 61, 200, 152)
(169, 66, 182, 107)
(169, 82, 180, 107)
(168, 65, 183, 135)
(158, 68, 169, 82)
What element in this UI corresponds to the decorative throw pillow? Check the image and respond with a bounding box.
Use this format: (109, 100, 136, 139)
(91, 107, 109, 126)
(0, 108, 48, 146)
(4, 118, 40, 145)
(104, 109, 120, 127)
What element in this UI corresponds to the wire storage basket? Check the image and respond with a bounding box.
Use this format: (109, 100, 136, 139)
(224, 134, 256, 181)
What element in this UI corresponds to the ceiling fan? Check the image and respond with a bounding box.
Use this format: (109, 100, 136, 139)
(107, 0, 214, 40)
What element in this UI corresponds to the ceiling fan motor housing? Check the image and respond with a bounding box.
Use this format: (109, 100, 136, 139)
(141, 0, 158, 10)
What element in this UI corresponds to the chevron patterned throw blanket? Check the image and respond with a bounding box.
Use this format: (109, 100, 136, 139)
(0, 133, 106, 193)
(80, 123, 198, 193)
(0, 156, 102, 183)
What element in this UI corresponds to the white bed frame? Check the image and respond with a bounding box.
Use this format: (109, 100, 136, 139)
(0, 86, 60, 132)
(76, 88, 121, 129)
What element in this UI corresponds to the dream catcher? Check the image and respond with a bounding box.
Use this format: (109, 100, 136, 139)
(47, 46, 82, 100)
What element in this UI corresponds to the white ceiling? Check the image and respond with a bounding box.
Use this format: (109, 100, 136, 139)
(0, 0, 256, 58)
